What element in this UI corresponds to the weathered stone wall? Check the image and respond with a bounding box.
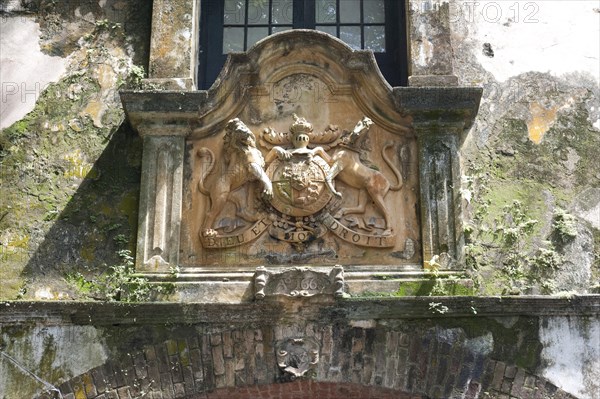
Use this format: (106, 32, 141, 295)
(1, 1, 599, 399)
(1, 299, 598, 399)
(448, 1, 600, 295)
(0, 0, 151, 299)
(1, 0, 597, 298)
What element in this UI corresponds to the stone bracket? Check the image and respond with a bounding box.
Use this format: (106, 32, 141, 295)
(254, 266, 344, 300)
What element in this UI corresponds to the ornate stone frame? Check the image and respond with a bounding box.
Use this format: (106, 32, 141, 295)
(120, 1, 482, 300)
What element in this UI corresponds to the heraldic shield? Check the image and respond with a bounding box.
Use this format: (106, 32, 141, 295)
(267, 155, 333, 217)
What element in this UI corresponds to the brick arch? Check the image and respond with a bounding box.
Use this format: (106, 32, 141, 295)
(187, 381, 422, 399)
(35, 325, 577, 399)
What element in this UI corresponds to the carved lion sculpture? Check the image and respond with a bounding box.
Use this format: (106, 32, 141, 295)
(327, 116, 403, 234)
(196, 118, 273, 237)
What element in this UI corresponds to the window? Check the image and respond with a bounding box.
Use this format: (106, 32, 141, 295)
(199, 0, 407, 89)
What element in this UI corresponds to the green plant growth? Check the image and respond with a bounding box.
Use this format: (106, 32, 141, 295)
(354, 265, 474, 298)
(127, 65, 146, 89)
(426, 257, 472, 296)
(464, 166, 540, 294)
(66, 250, 167, 302)
(551, 207, 578, 242)
(464, 163, 574, 294)
(492, 200, 538, 292)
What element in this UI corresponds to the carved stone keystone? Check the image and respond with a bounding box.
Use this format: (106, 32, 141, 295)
(276, 337, 320, 380)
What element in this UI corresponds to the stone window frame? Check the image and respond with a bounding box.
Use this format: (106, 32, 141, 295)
(145, 0, 458, 91)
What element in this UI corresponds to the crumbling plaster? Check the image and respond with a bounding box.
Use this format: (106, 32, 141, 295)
(0, 325, 107, 398)
(539, 316, 600, 398)
(0, 17, 67, 128)
(448, 0, 600, 295)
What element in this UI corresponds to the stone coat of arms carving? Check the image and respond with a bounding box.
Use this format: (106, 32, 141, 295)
(124, 31, 481, 275)
(185, 112, 417, 266)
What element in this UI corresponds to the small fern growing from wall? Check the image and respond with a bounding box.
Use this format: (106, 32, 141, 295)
(66, 250, 169, 302)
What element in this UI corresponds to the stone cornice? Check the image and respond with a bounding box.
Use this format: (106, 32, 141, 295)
(394, 87, 483, 143)
(1, 296, 598, 326)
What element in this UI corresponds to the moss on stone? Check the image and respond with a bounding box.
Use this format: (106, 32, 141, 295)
(0, 4, 148, 299)
(353, 277, 475, 298)
(465, 87, 600, 295)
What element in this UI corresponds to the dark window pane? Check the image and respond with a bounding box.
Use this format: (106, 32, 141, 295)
(272, 0, 293, 24)
(316, 0, 337, 23)
(339, 25, 361, 49)
(272, 26, 293, 33)
(316, 25, 337, 37)
(248, 1, 269, 24)
(223, 27, 245, 52)
(224, 0, 246, 24)
(201, 0, 408, 89)
(247, 27, 269, 48)
(340, 0, 360, 23)
(364, 25, 385, 52)
(363, 0, 385, 23)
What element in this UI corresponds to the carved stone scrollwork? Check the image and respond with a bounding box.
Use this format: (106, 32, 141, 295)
(254, 266, 269, 299)
(253, 266, 345, 299)
(276, 337, 320, 380)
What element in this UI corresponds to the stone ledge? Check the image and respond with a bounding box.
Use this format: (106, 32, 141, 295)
(1, 296, 598, 326)
(136, 268, 455, 282)
(134, 269, 472, 302)
(142, 78, 195, 91)
(408, 74, 459, 87)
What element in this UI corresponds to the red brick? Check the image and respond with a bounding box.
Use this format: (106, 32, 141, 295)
(504, 364, 517, 378)
(116, 386, 131, 399)
(105, 391, 119, 399)
(173, 382, 185, 398)
(91, 368, 108, 394)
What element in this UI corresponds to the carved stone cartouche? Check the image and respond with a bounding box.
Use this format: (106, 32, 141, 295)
(276, 337, 320, 380)
(253, 266, 345, 299)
